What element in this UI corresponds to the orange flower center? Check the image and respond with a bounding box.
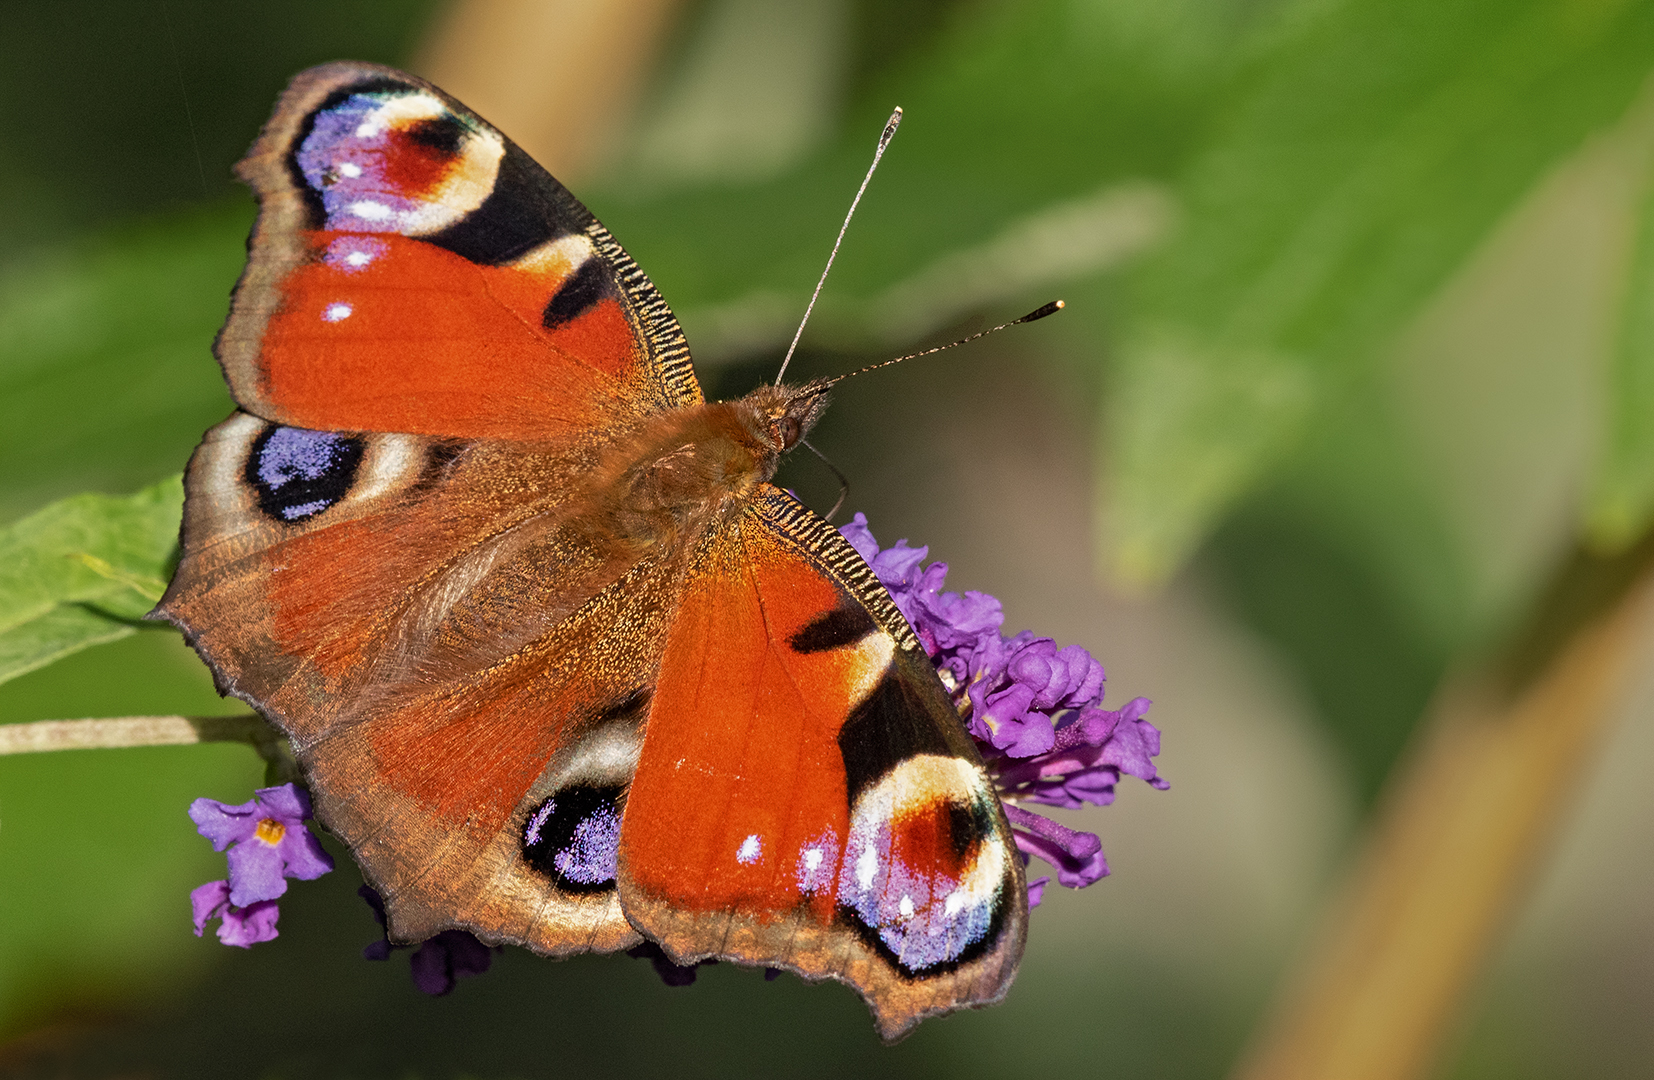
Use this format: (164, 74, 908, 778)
(255, 817, 287, 845)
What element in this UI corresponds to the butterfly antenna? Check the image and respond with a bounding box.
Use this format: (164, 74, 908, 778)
(774, 107, 904, 386)
(824, 300, 1065, 386)
(799, 439, 851, 522)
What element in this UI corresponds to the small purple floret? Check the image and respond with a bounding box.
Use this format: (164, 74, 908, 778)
(1027, 877, 1051, 909)
(1004, 804, 1108, 888)
(190, 879, 279, 948)
(189, 783, 334, 908)
(627, 941, 712, 987)
(840, 513, 1167, 903)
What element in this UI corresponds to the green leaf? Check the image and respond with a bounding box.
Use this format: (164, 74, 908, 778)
(1589, 150, 1654, 553)
(1105, 325, 1315, 584)
(1103, 0, 1654, 586)
(0, 477, 182, 685)
(591, 0, 1253, 363)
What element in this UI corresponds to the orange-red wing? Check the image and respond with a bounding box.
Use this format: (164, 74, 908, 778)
(617, 487, 1027, 1041)
(221, 62, 700, 441)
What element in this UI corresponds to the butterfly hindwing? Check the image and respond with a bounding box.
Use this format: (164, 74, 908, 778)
(618, 487, 1027, 1040)
(301, 550, 685, 955)
(222, 61, 700, 442)
(159, 408, 699, 952)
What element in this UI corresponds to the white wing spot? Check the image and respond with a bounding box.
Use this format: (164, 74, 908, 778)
(322, 303, 353, 323)
(899, 895, 915, 918)
(345, 250, 373, 268)
(856, 844, 879, 890)
(338, 161, 363, 178)
(736, 834, 762, 864)
(348, 200, 393, 222)
(803, 847, 824, 872)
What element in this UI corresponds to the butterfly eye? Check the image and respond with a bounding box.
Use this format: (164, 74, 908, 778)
(778, 416, 802, 449)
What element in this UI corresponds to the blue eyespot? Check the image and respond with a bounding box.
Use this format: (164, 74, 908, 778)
(521, 784, 623, 893)
(247, 426, 365, 523)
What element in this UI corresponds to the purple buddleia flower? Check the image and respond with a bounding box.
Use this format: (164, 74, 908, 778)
(410, 932, 497, 995)
(187, 783, 334, 944)
(359, 885, 498, 995)
(190, 783, 334, 906)
(840, 513, 1167, 907)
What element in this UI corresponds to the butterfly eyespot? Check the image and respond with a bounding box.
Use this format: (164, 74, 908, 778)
(402, 116, 465, 158)
(837, 755, 1010, 975)
(244, 426, 365, 523)
(294, 88, 504, 238)
(521, 784, 624, 893)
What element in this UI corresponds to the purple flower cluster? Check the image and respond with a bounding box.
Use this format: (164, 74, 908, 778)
(839, 513, 1166, 905)
(188, 784, 334, 946)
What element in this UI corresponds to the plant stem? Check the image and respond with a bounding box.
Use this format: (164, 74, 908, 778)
(0, 714, 300, 784)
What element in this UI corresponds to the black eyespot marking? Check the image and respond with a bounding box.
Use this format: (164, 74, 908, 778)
(949, 800, 987, 863)
(407, 440, 468, 497)
(245, 426, 365, 523)
(542, 257, 610, 329)
(790, 605, 877, 654)
(404, 116, 464, 157)
(426, 143, 567, 265)
(837, 673, 954, 801)
(425, 441, 467, 471)
(322, 78, 412, 109)
(521, 784, 624, 893)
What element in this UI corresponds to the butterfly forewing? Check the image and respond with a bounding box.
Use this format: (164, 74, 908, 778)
(220, 61, 699, 441)
(619, 488, 1026, 1040)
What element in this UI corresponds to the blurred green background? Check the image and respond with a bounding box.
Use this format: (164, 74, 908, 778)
(3, 0, 1653, 1076)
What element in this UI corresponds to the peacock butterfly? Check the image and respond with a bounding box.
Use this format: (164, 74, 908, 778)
(155, 61, 1026, 1039)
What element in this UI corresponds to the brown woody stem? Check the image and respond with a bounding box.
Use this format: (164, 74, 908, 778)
(0, 714, 300, 784)
(1230, 532, 1654, 1080)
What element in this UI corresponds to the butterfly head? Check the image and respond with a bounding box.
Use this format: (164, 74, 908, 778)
(739, 377, 833, 455)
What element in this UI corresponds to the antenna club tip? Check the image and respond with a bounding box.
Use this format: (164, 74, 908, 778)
(1020, 300, 1065, 323)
